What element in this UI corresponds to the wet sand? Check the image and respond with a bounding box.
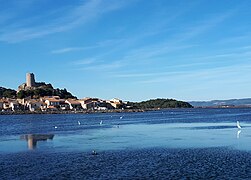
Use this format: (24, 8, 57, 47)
(1, 147, 251, 179)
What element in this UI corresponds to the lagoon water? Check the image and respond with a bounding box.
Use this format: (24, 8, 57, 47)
(1, 108, 251, 179)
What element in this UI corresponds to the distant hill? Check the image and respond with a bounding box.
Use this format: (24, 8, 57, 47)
(189, 98, 251, 107)
(129, 98, 193, 109)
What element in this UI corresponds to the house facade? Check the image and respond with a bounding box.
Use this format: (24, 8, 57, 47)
(26, 100, 43, 112)
(109, 98, 124, 109)
(10, 101, 20, 111)
(79, 98, 100, 110)
(44, 98, 60, 108)
(65, 99, 82, 110)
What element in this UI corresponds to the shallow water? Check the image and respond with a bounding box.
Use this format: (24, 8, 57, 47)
(1, 108, 251, 179)
(1, 108, 251, 153)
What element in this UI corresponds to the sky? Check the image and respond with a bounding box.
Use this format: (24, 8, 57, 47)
(0, 0, 251, 102)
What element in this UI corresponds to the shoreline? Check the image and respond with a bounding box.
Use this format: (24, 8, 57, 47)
(0, 109, 147, 115)
(1, 106, 250, 115)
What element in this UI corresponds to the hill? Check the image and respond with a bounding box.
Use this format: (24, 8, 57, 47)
(0, 86, 76, 99)
(189, 98, 251, 107)
(17, 86, 76, 99)
(129, 98, 193, 109)
(0, 87, 17, 98)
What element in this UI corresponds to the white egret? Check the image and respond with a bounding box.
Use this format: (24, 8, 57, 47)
(237, 121, 242, 129)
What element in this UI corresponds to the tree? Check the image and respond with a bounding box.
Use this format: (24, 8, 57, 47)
(17, 90, 25, 99)
(0, 87, 17, 98)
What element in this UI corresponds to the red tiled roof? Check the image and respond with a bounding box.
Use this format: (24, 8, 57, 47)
(66, 99, 81, 105)
(45, 98, 60, 102)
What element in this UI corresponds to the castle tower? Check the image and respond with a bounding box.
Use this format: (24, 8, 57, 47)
(26, 73, 36, 87)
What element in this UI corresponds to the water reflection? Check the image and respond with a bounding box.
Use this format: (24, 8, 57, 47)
(20, 134, 54, 150)
(237, 130, 241, 139)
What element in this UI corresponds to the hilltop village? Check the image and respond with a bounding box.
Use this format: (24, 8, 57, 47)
(0, 73, 131, 113)
(0, 73, 193, 114)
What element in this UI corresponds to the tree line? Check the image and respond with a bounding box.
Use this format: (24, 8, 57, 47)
(0, 87, 17, 98)
(0, 86, 76, 99)
(129, 98, 193, 109)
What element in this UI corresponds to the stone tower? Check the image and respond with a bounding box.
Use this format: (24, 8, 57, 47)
(26, 73, 36, 87)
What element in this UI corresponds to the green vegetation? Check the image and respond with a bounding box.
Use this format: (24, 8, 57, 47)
(0, 87, 17, 98)
(129, 98, 193, 109)
(17, 87, 76, 99)
(1, 85, 192, 110)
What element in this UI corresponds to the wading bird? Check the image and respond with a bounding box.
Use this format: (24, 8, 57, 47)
(237, 121, 242, 129)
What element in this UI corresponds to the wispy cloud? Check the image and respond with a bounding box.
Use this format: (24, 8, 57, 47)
(0, 0, 132, 43)
(184, 51, 251, 62)
(171, 11, 236, 43)
(112, 71, 185, 78)
(51, 47, 90, 54)
(217, 33, 251, 44)
(64, 2, 201, 69)
(79, 60, 125, 71)
(138, 63, 251, 84)
(68, 4, 237, 75)
(51, 38, 125, 54)
(122, 44, 197, 63)
(111, 61, 220, 78)
(79, 11, 235, 71)
(74, 58, 96, 65)
(72, 43, 196, 73)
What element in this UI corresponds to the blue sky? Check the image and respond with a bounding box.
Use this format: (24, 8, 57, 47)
(1, 0, 251, 101)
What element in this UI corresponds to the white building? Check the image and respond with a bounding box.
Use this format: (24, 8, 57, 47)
(65, 99, 82, 110)
(26, 100, 43, 112)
